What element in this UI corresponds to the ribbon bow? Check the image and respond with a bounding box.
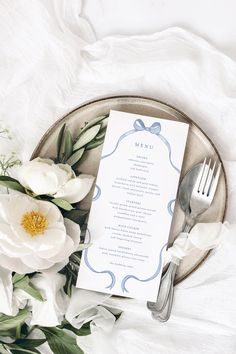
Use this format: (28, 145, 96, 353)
(133, 119, 161, 135)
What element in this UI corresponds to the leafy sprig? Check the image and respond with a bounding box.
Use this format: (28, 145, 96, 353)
(0, 123, 12, 140)
(0, 116, 108, 213)
(0, 304, 118, 354)
(13, 273, 44, 302)
(56, 115, 108, 167)
(0, 153, 21, 176)
(0, 309, 87, 354)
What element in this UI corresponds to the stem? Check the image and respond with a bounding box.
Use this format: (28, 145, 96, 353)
(15, 325, 21, 339)
(70, 253, 81, 264)
(65, 265, 77, 280)
(27, 325, 37, 337)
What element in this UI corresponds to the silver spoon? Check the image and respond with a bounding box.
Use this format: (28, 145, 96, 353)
(148, 159, 221, 320)
(147, 163, 202, 313)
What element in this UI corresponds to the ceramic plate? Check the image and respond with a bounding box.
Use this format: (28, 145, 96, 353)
(32, 96, 227, 284)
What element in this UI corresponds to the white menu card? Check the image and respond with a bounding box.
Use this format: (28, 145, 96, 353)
(77, 110, 189, 301)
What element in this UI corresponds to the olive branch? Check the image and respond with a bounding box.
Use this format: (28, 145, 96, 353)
(56, 115, 108, 169)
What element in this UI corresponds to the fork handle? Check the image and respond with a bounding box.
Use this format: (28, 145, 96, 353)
(147, 261, 178, 312)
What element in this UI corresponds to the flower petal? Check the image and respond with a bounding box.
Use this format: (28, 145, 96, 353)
(17, 158, 72, 196)
(6, 194, 39, 225)
(0, 267, 16, 316)
(0, 195, 10, 222)
(38, 199, 64, 224)
(54, 174, 94, 203)
(22, 254, 53, 270)
(64, 218, 81, 251)
(0, 254, 34, 274)
(25, 168, 59, 195)
(42, 259, 69, 274)
(0, 224, 30, 256)
(27, 273, 68, 327)
(48, 236, 74, 262)
(57, 163, 75, 179)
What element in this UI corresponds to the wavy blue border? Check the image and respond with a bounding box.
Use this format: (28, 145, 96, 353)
(87, 118, 180, 293)
(121, 242, 167, 293)
(83, 228, 116, 290)
(167, 199, 175, 216)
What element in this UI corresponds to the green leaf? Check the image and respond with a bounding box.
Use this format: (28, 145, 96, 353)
(95, 128, 106, 140)
(0, 309, 29, 332)
(0, 344, 11, 354)
(81, 115, 107, 133)
(64, 209, 88, 226)
(59, 320, 91, 337)
(57, 123, 66, 162)
(66, 148, 85, 167)
(3, 337, 47, 353)
(69, 252, 81, 266)
(63, 273, 73, 297)
(0, 176, 25, 193)
(0, 329, 16, 337)
(13, 275, 44, 302)
(100, 117, 109, 129)
(5, 343, 41, 354)
(73, 125, 101, 151)
(51, 198, 74, 211)
(14, 339, 46, 348)
(64, 131, 73, 161)
(85, 138, 104, 150)
(39, 327, 84, 354)
(12, 273, 25, 284)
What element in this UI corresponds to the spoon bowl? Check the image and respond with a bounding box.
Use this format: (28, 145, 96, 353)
(178, 163, 202, 217)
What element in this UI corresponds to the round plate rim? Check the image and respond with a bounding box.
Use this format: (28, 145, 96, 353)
(31, 95, 228, 284)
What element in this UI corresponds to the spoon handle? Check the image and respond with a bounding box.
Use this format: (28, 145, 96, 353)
(147, 222, 192, 315)
(151, 278, 175, 322)
(147, 261, 178, 312)
(152, 263, 177, 321)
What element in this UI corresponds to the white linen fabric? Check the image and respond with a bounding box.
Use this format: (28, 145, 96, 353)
(65, 289, 118, 333)
(1, 1, 236, 353)
(82, 0, 236, 61)
(164, 222, 227, 266)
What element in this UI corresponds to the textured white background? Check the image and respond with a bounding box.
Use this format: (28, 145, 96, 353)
(1, 1, 236, 353)
(83, 0, 236, 59)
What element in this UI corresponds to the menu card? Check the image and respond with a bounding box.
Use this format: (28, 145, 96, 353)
(76, 110, 189, 301)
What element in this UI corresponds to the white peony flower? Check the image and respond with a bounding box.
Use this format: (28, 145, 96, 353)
(0, 194, 81, 274)
(15, 157, 94, 204)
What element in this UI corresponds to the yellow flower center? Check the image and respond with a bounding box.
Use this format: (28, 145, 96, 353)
(21, 211, 48, 237)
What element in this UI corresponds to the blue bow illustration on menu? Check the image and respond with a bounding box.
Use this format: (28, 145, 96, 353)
(93, 118, 180, 203)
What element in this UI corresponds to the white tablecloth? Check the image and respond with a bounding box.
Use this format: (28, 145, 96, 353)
(1, 1, 236, 353)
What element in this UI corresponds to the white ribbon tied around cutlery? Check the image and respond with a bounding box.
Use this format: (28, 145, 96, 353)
(164, 222, 229, 266)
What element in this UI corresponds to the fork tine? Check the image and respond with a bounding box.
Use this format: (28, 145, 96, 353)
(195, 158, 207, 193)
(201, 158, 212, 194)
(208, 162, 221, 198)
(203, 159, 216, 195)
(198, 158, 210, 194)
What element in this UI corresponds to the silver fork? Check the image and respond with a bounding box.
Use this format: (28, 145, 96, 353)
(189, 158, 221, 220)
(151, 158, 221, 322)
